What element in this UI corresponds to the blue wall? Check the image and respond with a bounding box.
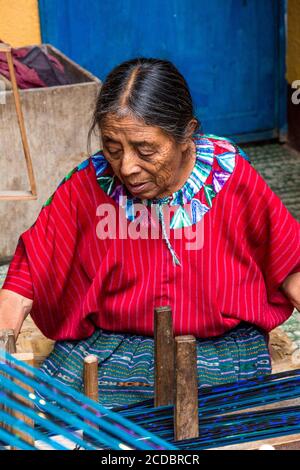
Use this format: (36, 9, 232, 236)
(39, 0, 286, 142)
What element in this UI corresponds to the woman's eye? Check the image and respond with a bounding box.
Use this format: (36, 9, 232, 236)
(108, 149, 122, 155)
(138, 150, 155, 158)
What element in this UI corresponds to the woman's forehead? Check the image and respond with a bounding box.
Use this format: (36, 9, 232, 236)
(100, 114, 167, 142)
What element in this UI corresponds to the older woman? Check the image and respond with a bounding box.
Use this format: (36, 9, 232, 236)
(1, 58, 300, 408)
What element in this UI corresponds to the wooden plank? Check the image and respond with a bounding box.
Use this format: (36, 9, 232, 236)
(210, 433, 300, 451)
(0, 191, 37, 201)
(174, 335, 199, 441)
(154, 306, 175, 407)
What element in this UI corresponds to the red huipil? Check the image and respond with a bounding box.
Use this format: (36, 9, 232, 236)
(2, 134, 300, 340)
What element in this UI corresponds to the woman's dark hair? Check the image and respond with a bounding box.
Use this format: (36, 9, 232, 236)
(87, 57, 201, 154)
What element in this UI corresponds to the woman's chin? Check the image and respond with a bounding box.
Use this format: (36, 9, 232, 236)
(127, 184, 157, 200)
(135, 190, 154, 200)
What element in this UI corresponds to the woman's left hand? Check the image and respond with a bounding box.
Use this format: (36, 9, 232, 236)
(281, 272, 300, 312)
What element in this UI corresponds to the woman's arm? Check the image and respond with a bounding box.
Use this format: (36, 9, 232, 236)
(2, 162, 84, 340)
(280, 272, 300, 312)
(0, 288, 33, 339)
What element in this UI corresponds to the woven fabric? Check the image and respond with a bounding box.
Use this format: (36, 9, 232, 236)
(37, 323, 271, 409)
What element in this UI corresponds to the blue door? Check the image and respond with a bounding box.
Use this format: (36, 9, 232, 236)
(39, 0, 286, 142)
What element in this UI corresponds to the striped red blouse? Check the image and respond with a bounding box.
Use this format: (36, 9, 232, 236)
(2, 134, 300, 340)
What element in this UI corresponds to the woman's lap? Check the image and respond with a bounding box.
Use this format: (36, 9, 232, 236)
(37, 323, 271, 409)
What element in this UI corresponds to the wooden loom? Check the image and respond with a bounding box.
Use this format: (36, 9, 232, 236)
(1, 306, 300, 450)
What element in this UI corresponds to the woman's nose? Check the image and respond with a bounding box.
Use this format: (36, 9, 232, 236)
(120, 152, 140, 177)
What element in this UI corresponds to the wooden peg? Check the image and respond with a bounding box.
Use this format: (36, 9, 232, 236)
(154, 306, 175, 407)
(84, 355, 99, 402)
(83, 355, 99, 438)
(174, 335, 199, 441)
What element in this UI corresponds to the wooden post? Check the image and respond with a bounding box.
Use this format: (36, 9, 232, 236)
(83, 355, 99, 438)
(154, 306, 175, 407)
(84, 355, 99, 402)
(11, 353, 35, 449)
(174, 335, 199, 441)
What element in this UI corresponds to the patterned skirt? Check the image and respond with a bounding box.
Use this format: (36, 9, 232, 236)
(37, 323, 271, 409)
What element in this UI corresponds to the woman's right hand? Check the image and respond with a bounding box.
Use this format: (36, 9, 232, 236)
(0, 288, 33, 340)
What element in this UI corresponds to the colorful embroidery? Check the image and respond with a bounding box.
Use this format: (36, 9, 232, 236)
(169, 205, 192, 230)
(205, 133, 251, 162)
(191, 199, 210, 224)
(89, 133, 250, 229)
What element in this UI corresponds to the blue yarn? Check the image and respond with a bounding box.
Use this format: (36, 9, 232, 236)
(0, 351, 177, 450)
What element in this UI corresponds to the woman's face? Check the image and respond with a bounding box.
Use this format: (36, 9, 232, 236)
(100, 113, 196, 200)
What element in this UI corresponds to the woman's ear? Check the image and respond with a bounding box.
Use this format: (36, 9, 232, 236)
(189, 118, 199, 135)
(186, 118, 199, 138)
(181, 118, 199, 151)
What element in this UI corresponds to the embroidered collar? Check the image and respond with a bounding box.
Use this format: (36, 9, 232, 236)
(89, 132, 242, 230)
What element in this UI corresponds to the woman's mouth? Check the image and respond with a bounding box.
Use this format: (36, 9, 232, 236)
(127, 182, 150, 194)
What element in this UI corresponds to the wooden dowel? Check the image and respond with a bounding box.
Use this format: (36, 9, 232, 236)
(154, 306, 175, 407)
(84, 355, 99, 402)
(5, 49, 37, 197)
(11, 353, 35, 449)
(83, 355, 99, 440)
(174, 335, 199, 441)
